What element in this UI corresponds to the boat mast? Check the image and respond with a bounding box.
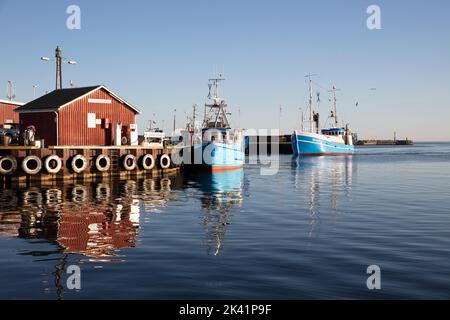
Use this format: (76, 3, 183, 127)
(305, 74, 317, 133)
(193, 104, 196, 132)
(205, 75, 230, 128)
(330, 85, 341, 127)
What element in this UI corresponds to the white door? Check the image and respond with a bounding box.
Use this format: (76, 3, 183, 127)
(130, 124, 138, 146)
(115, 122, 122, 146)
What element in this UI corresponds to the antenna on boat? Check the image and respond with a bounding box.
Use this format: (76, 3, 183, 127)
(305, 74, 318, 133)
(208, 75, 225, 100)
(329, 85, 341, 127)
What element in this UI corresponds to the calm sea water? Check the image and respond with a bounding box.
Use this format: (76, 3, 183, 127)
(1, 142, 450, 300)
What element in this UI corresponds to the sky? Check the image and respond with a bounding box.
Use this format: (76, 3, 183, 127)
(0, 0, 449, 141)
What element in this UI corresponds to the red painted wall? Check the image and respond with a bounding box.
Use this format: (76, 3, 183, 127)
(20, 112, 57, 146)
(18, 87, 138, 146)
(58, 88, 137, 146)
(0, 102, 20, 125)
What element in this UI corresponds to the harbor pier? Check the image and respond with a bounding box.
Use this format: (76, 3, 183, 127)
(0, 145, 178, 186)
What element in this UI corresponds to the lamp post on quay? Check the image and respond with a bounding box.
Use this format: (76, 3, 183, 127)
(41, 46, 77, 90)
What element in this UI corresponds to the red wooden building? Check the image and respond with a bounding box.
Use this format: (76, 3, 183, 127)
(0, 100, 23, 125)
(15, 85, 140, 146)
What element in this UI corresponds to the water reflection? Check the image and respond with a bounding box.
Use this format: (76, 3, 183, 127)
(0, 171, 245, 259)
(0, 178, 177, 258)
(292, 156, 355, 239)
(186, 170, 245, 256)
(0, 171, 245, 298)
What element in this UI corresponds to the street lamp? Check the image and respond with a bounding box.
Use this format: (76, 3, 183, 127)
(32, 85, 39, 98)
(41, 46, 77, 90)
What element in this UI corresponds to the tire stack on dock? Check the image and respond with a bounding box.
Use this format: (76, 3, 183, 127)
(0, 146, 177, 184)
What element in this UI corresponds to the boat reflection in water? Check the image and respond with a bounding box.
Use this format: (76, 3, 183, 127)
(186, 169, 244, 256)
(0, 178, 177, 260)
(0, 172, 244, 297)
(292, 156, 355, 239)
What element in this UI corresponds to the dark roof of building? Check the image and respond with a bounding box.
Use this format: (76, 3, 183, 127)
(15, 85, 140, 114)
(15, 86, 100, 112)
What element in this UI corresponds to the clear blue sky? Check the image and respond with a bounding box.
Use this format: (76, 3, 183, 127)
(1, 0, 449, 140)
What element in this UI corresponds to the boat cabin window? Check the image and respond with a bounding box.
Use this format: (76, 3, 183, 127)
(202, 128, 239, 144)
(203, 130, 226, 143)
(322, 130, 345, 136)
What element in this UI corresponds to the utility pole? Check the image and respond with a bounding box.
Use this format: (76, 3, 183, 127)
(237, 106, 241, 129)
(6, 81, 16, 101)
(55, 46, 62, 90)
(279, 105, 282, 133)
(173, 108, 177, 133)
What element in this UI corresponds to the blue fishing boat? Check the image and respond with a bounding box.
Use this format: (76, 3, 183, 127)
(292, 77, 354, 156)
(292, 128, 354, 156)
(191, 77, 245, 172)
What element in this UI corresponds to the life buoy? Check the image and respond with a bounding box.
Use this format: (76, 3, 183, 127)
(71, 155, 88, 174)
(122, 154, 137, 171)
(160, 154, 171, 169)
(0, 156, 17, 176)
(22, 155, 42, 175)
(140, 154, 155, 171)
(95, 154, 111, 172)
(44, 155, 63, 174)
